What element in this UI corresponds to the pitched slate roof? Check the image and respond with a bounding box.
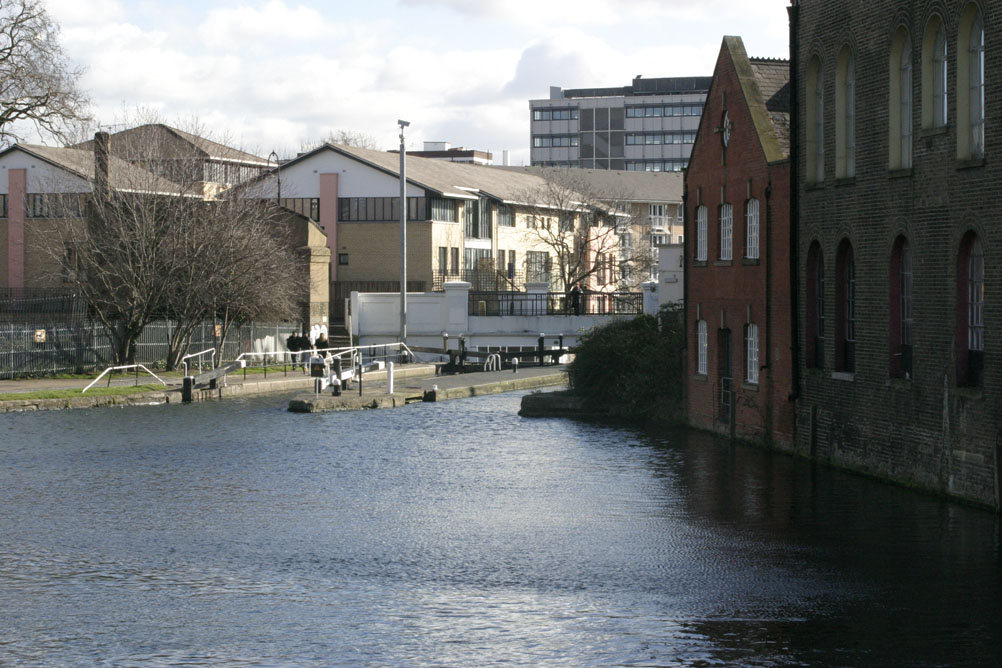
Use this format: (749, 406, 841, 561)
(493, 165, 682, 203)
(275, 143, 598, 206)
(724, 36, 791, 163)
(74, 124, 269, 166)
(6, 143, 189, 194)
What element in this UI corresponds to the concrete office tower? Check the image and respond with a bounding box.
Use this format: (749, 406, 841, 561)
(529, 76, 711, 172)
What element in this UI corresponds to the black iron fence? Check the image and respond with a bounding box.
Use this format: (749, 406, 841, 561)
(0, 318, 299, 379)
(433, 270, 528, 292)
(468, 291, 643, 317)
(0, 288, 88, 324)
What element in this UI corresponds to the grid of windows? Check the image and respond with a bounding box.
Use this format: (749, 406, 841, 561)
(968, 11, 985, 157)
(25, 193, 86, 218)
(933, 22, 948, 128)
(533, 135, 579, 148)
(279, 197, 320, 222)
(697, 320, 708, 375)
(899, 37, 913, 168)
(338, 197, 428, 222)
(745, 199, 759, 260)
(695, 205, 707, 262)
(625, 132, 696, 145)
(719, 204, 733, 261)
(532, 108, 578, 121)
(745, 323, 759, 384)
(526, 250, 551, 283)
(495, 204, 514, 227)
(624, 160, 686, 172)
(625, 104, 703, 118)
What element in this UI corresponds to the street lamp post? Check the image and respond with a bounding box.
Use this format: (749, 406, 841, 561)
(398, 120, 410, 344)
(268, 150, 281, 204)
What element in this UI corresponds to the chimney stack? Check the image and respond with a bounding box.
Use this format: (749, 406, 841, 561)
(94, 131, 110, 197)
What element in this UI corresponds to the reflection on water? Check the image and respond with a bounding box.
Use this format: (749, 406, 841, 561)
(0, 392, 999, 666)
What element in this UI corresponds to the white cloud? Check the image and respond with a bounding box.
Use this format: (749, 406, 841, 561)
(197, 0, 336, 47)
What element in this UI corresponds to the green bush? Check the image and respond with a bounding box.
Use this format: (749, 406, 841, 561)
(567, 303, 684, 422)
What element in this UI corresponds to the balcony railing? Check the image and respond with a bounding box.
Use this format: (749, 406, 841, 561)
(468, 291, 643, 317)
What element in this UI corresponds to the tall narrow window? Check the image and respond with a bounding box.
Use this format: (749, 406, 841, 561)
(836, 240, 855, 373)
(890, 28, 913, 169)
(719, 204, 732, 261)
(957, 5, 985, 158)
(956, 232, 984, 386)
(889, 236, 913, 378)
(807, 56, 825, 182)
(806, 242, 825, 369)
(695, 205, 707, 261)
(745, 323, 759, 384)
(836, 45, 856, 178)
(923, 17, 947, 130)
(697, 319, 708, 375)
(745, 199, 760, 259)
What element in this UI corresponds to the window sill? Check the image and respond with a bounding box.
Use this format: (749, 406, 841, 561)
(887, 167, 912, 179)
(834, 176, 856, 187)
(805, 181, 825, 191)
(831, 371, 854, 382)
(741, 381, 759, 392)
(957, 156, 985, 170)
(921, 126, 948, 138)
(713, 259, 733, 267)
(954, 386, 984, 400)
(692, 260, 708, 267)
(694, 373, 708, 381)
(741, 257, 760, 266)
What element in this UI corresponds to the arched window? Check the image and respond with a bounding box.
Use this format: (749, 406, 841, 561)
(958, 4, 985, 159)
(806, 241, 825, 369)
(806, 56, 824, 182)
(695, 205, 707, 261)
(836, 45, 856, 178)
(719, 203, 732, 261)
(835, 239, 855, 373)
(697, 319, 708, 375)
(744, 323, 759, 384)
(956, 232, 984, 386)
(889, 28, 913, 169)
(922, 16, 947, 130)
(745, 198, 760, 259)
(889, 236, 913, 378)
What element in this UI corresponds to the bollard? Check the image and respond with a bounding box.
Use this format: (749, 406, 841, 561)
(182, 376, 194, 403)
(387, 361, 394, 394)
(512, 358, 519, 374)
(333, 357, 342, 395)
(538, 334, 545, 366)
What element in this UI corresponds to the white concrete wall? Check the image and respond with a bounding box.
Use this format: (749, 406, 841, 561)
(658, 243, 684, 307)
(351, 281, 657, 353)
(251, 148, 426, 199)
(0, 151, 90, 194)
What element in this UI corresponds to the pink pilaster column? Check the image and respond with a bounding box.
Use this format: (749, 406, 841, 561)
(319, 173, 339, 281)
(7, 168, 26, 288)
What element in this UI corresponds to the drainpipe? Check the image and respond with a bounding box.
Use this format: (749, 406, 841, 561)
(787, 0, 802, 402)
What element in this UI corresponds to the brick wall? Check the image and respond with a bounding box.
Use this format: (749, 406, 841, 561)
(793, 0, 1000, 507)
(685, 38, 795, 448)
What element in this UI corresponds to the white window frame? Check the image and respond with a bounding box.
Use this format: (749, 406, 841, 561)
(695, 205, 707, 261)
(933, 23, 947, 128)
(745, 323, 759, 384)
(697, 320, 708, 375)
(969, 12, 985, 157)
(719, 203, 733, 261)
(899, 37, 913, 168)
(745, 199, 759, 260)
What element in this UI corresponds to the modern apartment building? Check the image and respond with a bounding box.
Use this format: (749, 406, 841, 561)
(529, 76, 711, 172)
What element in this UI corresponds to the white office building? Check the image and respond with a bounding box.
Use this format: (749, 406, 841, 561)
(529, 76, 711, 172)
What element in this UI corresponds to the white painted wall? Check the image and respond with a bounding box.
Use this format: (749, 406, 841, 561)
(351, 281, 657, 354)
(658, 243, 684, 307)
(251, 148, 426, 199)
(0, 151, 90, 194)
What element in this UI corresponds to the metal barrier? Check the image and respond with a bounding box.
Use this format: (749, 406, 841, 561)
(181, 348, 216, 375)
(82, 365, 168, 393)
(483, 353, 501, 371)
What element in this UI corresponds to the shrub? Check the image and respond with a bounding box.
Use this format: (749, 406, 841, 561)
(567, 303, 684, 422)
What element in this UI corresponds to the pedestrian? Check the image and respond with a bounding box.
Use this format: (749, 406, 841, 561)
(569, 283, 582, 316)
(298, 330, 312, 371)
(316, 332, 329, 352)
(286, 331, 301, 369)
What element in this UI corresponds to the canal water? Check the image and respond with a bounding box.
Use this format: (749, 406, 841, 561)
(0, 391, 999, 667)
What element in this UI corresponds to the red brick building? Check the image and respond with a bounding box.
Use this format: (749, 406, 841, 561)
(684, 37, 793, 446)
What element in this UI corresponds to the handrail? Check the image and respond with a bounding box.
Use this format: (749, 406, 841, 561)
(181, 348, 216, 375)
(484, 353, 501, 371)
(82, 365, 168, 393)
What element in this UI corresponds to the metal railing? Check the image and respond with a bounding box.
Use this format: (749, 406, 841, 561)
(181, 348, 216, 375)
(468, 291, 643, 317)
(82, 364, 168, 393)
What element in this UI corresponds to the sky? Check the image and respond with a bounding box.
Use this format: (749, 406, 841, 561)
(41, 0, 792, 165)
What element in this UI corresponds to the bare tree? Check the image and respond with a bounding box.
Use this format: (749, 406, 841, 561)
(0, 0, 90, 145)
(47, 121, 302, 367)
(300, 128, 380, 153)
(514, 169, 643, 292)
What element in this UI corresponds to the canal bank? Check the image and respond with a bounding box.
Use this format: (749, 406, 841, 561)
(0, 364, 567, 413)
